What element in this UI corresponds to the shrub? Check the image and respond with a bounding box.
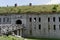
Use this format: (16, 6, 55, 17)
(52, 5, 57, 12)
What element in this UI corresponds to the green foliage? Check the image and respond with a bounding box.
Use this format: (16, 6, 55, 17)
(26, 11, 31, 13)
(0, 5, 60, 14)
(52, 5, 58, 12)
(0, 35, 24, 40)
(18, 9, 21, 13)
(0, 35, 60, 40)
(54, 5, 58, 7)
(12, 38, 16, 40)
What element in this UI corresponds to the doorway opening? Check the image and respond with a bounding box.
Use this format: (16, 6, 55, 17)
(16, 20, 22, 24)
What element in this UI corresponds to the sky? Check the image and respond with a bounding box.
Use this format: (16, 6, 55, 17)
(0, 0, 60, 6)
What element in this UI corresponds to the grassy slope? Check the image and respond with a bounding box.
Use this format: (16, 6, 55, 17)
(0, 35, 24, 40)
(0, 5, 60, 14)
(0, 35, 60, 40)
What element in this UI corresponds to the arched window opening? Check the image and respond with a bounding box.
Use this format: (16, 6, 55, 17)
(16, 20, 22, 24)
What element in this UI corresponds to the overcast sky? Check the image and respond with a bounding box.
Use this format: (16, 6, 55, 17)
(0, 0, 60, 6)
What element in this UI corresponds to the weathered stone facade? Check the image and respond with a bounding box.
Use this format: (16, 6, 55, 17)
(0, 13, 60, 38)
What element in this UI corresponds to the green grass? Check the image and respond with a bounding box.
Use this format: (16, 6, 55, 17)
(0, 35, 24, 40)
(0, 35, 60, 40)
(26, 38, 60, 40)
(0, 5, 54, 13)
(0, 4, 60, 14)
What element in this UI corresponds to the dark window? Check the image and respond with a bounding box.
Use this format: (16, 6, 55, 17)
(39, 24, 41, 30)
(59, 25, 60, 30)
(39, 17, 41, 22)
(0, 18, 1, 22)
(48, 25, 50, 30)
(59, 17, 60, 22)
(7, 18, 9, 22)
(53, 25, 56, 30)
(13, 30, 17, 35)
(0, 26, 1, 33)
(34, 18, 36, 22)
(3, 18, 5, 22)
(29, 18, 32, 22)
(48, 17, 50, 22)
(30, 30, 32, 35)
(53, 17, 55, 22)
